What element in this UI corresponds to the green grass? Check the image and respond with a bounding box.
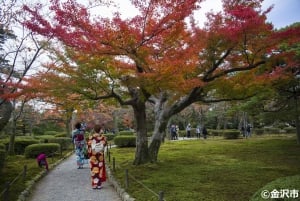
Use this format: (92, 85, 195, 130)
(0, 150, 72, 201)
(108, 135, 300, 201)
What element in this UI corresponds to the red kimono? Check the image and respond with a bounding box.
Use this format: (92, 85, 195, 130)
(87, 133, 107, 189)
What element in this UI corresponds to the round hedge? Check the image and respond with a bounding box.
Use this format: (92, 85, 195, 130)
(114, 136, 136, 147)
(223, 130, 240, 139)
(24, 143, 61, 158)
(250, 175, 300, 201)
(47, 137, 72, 150)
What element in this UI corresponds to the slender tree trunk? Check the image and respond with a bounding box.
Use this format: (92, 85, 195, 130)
(294, 92, 300, 144)
(8, 119, 17, 155)
(132, 101, 150, 165)
(149, 113, 169, 162)
(0, 100, 13, 132)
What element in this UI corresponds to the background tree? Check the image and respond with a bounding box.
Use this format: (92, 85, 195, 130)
(0, 0, 47, 155)
(23, 0, 300, 164)
(0, 0, 16, 131)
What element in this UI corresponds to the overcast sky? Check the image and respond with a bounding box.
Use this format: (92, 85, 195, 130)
(102, 0, 300, 29)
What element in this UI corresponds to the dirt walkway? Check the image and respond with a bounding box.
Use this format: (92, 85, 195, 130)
(27, 153, 121, 201)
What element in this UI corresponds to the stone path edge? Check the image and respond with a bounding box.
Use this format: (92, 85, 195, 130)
(17, 151, 74, 201)
(16, 151, 136, 201)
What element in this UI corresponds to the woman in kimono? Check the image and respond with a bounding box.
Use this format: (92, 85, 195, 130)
(72, 122, 86, 169)
(87, 124, 107, 189)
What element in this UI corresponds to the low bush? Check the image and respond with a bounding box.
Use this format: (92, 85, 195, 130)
(284, 127, 296, 134)
(24, 143, 61, 158)
(264, 127, 281, 134)
(250, 175, 300, 201)
(44, 131, 61, 136)
(104, 133, 116, 141)
(210, 129, 222, 136)
(54, 132, 68, 137)
(114, 136, 136, 147)
(2, 138, 40, 155)
(47, 137, 72, 150)
(223, 130, 240, 139)
(254, 128, 264, 135)
(118, 130, 135, 136)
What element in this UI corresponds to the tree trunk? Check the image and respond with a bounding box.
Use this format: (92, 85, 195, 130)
(8, 119, 17, 155)
(0, 100, 13, 132)
(132, 101, 150, 165)
(149, 113, 169, 162)
(294, 93, 300, 144)
(148, 90, 200, 162)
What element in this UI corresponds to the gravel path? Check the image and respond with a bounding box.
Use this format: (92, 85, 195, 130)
(27, 153, 122, 201)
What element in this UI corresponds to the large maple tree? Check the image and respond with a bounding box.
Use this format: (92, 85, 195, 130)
(23, 0, 300, 164)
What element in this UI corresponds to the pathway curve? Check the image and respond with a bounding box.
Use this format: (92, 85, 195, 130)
(27, 153, 122, 201)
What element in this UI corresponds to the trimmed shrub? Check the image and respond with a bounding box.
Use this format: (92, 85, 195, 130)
(24, 143, 61, 158)
(44, 131, 60, 136)
(54, 132, 68, 137)
(48, 137, 72, 150)
(250, 175, 300, 201)
(3, 138, 40, 155)
(284, 127, 296, 134)
(254, 129, 264, 135)
(178, 130, 185, 137)
(210, 129, 222, 136)
(223, 130, 240, 139)
(118, 131, 135, 136)
(264, 127, 281, 134)
(104, 133, 116, 141)
(34, 135, 56, 142)
(114, 136, 136, 147)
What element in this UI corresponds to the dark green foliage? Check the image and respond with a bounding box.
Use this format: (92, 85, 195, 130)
(114, 136, 136, 147)
(44, 131, 62, 136)
(1, 137, 40, 155)
(284, 127, 296, 134)
(32, 122, 64, 135)
(47, 137, 72, 150)
(104, 133, 116, 141)
(264, 127, 281, 134)
(0, 144, 6, 171)
(223, 130, 240, 139)
(210, 129, 222, 136)
(118, 130, 135, 135)
(254, 128, 264, 135)
(250, 175, 300, 201)
(54, 132, 68, 137)
(14, 138, 40, 154)
(24, 143, 61, 158)
(0, 143, 5, 150)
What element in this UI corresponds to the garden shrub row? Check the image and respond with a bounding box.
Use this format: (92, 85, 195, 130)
(222, 130, 240, 139)
(1, 138, 40, 155)
(118, 130, 135, 136)
(47, 137, 73, 150)
(24, 143, 61, 158)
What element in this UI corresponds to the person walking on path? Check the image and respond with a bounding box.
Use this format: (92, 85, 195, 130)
(186, 123, 191, 138)
(196, 126, 201, 139)
(87, 124, 107, 189)
(72, 122, 86, 169)
(27, 153, 121, 201)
